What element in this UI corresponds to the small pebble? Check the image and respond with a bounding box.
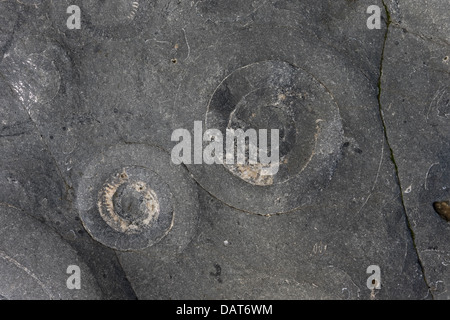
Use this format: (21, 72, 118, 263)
(433, 201, 450, 221)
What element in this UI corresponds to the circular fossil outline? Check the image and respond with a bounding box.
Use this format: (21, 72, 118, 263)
(1, 53, 61, 107)
(98, 170, 161, 234)
(96, 166, 173, 238)
(211, 67, 322, 186)
(0, 34, 73, 115)
(76, 143, 199, 252)
(187, 60, 343, 215)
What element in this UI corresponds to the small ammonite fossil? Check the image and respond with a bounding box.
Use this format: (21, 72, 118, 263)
(98, 168, 160, 235)
(433, 201, 450, 221)
(76, 144, 198, 252)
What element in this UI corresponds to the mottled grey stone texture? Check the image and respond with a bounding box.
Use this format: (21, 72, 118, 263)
(0, 0, 447, 299)
(381, 0, 450, 300)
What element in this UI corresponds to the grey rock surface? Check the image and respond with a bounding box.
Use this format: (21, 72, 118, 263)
(0, 205, 102, 299)
(381, 0, 450, 300)
(0, 0, 448, 299)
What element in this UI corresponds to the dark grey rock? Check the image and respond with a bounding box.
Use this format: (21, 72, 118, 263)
(0, 0, 447, 300)
(118, 186, 428, 299)
(0, 205, 101, 299)
(381, 0, 450, 299)
(76, 144, 199, 252)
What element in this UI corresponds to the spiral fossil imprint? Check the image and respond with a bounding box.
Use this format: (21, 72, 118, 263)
(76, 144, 199, 252)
